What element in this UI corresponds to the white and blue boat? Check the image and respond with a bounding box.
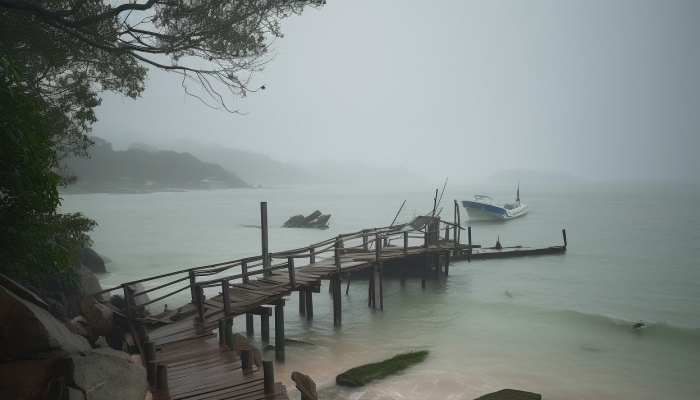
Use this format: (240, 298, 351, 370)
(462, 184, 528, 220)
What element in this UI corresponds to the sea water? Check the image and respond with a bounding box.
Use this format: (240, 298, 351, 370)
(60, 182, 700, 399)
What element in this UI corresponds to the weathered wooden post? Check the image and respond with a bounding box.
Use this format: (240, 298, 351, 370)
(468, 226, 472, 262)
(263, 361, 275, 394)
(422, 253, 428, 289)
(196, 285, 205, 323)
(241, 349, 251, 370)
(143, 341, 156, 364)
(147, 361, 157, 387)
(378, 263, 383, 310)
(332, 274, 341, 325)
(445, 250, 450, 276)
(222, 279, 231, 317)
(246, 313, 254, 337)
(434, 253, 440, 280)
(374, 234, 382, 310)
(121, 283, 133, 323)
(261, 312, 270, 342)
(309, 247, 315, 264)
(261, 202, 270, 277)
(241, 261, 249, 284)
(445, 225, 450, 242)
(188, 271, 197, 304)
(562, 229, 567, 248)
(403, 231, 408, 254)
(345, 273, 351, 294)
(368, 269, 374, 307)
(287, 256, 296, 289)
(156, 364, 168, 390)
(334, 237, 341, 269)
(362, 231, 368, 252)
(218, 319, 226, 346)
(274, 300, 285, 361)
(305, 290, 313, 320)
(298, 291, 306, 315)
(225, 318, 234, 350)
(424, 227, 429, 249)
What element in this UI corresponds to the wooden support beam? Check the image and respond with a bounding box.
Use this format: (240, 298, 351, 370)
(261, 202, 270, 277)
(218, 319, 226, 346)
(261, 313, 270, 342)
(143, 341, 155, 364)
(345, 273, 351, 295)
(332, 274, 341, 326)
(246, 306, 272, 316)
(156, 364, 168, 390)
(246, 313, 254, 337)
(188, 271, 197, 305)
(468, 226, 472, 262)
(375, 233, 381, 262)
(445, 250, 450, 276)
(310, 247, 315, 264)
(434, 253, 440, 280)
(378, 263, 383, 311)
(122, 283, 134, 323)
(305, 290, 313, 320)
(275, 302, 285, 361)
(562, 229, 567, 248)
(225, 318, 234, 351)
(196, 285, 205, 323)
(241, 261, 249, 284)
(263, 361, 275, 394)
(288, 256, 296, 289)
(147, 361, 156, 387)
(222, 279, 231, 317)
(422, 254, 428, 289)
(241, 349, 251, 370)
(334, 237, 341, 269)
(298, 291, 306, 315)
(362, 233, 368, 251)
(403, 231, 408, 254)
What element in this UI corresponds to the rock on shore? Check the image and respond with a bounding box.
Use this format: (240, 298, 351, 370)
(0, 283, 146, 399)
(474, 389, 542, 400)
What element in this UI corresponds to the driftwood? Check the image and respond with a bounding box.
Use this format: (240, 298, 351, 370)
(282, 211, 331, 229)
(291, 371, 317, 400)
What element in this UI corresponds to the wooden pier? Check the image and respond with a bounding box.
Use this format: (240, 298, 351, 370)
(91, 202, 566, 399)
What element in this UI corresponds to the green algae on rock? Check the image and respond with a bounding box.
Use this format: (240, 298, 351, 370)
(336, 350, 429, 387)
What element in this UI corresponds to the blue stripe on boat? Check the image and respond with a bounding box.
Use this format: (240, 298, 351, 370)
(461, 201, 507, 216)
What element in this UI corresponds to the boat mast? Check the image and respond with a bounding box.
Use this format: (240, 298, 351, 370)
(516, 181, 520, 203)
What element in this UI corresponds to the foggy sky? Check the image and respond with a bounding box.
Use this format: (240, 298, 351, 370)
(93, 0, 700, 183)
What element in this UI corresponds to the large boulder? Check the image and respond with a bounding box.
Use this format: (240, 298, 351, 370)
(0, 286, 91, 360)
(81, 247, 106, 273)
(474, 389, 542, 400)
(291, 371, 318, 400)
(77, 265, 104, 301)
(57, 348, 147, 400)
(80, 296, 113, 336)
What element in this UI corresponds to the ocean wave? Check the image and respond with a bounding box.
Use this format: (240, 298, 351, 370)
(549, 308, 700, 342)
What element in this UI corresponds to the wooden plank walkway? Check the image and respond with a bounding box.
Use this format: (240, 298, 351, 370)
(138, 241, 465, 399)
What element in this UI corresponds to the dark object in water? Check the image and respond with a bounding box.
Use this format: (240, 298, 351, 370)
(282, 210, 331, 229)
(336, 350, 428, 387)
(632, 321, 645, 330)
(473, 388, 542, 400)
(495, 236, 503, 250)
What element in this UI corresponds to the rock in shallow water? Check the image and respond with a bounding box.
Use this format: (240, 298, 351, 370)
(473, 389, 542, 400)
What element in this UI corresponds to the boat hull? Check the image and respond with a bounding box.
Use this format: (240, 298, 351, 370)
(462, 201, 528, 220)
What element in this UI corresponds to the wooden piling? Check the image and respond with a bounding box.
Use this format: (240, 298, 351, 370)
(246, 313, 254, 337)
(468, 226, 472, 262)
(334, 237, 341, 269)
(310, 247, 315, 264)
(422, 254, 428, 289)
(434, 253, 440, 280)
(445, 250, 450, 276)
(274, 301, 285, 361)
(332, 274, 342, 325)
(403, 231, 408, 254)
(241, 349, 251, 370)
(225, 318, 234, 351)
(562, 229, 567, 248)
(196, 285, 205, 323)
(263, 361, 275, 394)
(147, 361, 156, 387)
(261, 312, 270, 342)
(261, 202, 270, 277)
(378, 263, 383, 311)
(363, 232, 368, 251)
(188, 271, 197, 305)
(144, 341, 156, 364)
(288, 257, 296, 289)
(122, 283, 133, 323)
(241, 261, 249, 284)
(298, 291, 306, 315)
(222, 279, 231, 317)
(156, 364, 168, 390)
(218, 319, 226, 346)
(305, 290, 313, 319)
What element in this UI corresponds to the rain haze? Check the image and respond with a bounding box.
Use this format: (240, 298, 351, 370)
(94, 0, 700, 183)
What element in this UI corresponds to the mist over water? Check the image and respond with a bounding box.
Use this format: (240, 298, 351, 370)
(60, 182, 700, 399)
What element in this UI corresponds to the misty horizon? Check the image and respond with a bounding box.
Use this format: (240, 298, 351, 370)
(91, 1, 699, 184)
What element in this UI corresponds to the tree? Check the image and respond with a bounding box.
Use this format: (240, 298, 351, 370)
(0, 60, 96, 286)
